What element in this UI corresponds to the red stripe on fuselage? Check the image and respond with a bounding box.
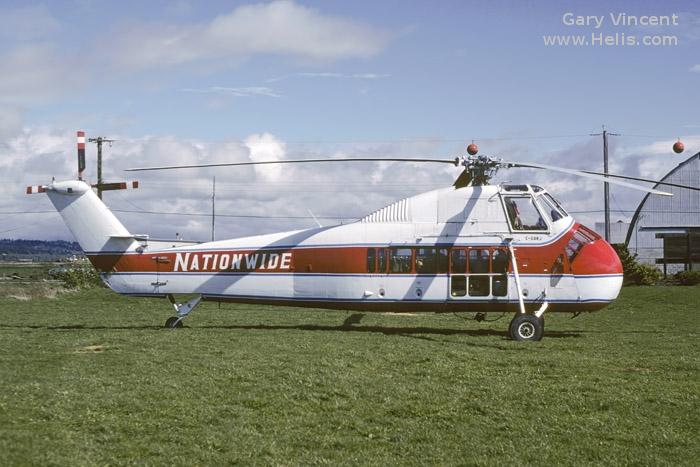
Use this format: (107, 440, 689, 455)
(86, 223, 621, 276)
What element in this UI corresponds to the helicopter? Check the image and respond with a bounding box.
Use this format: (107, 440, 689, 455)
(26, 131, 699, 341)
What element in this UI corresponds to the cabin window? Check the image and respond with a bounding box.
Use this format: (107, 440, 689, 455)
(504, 196, 547, 231)
(366, 248, 376, 273)
(451, 249, 467, 274)
(437, 248, 449, 273)
(416, 248, 449, 274)
(451, 276, 466, 297)
(390, 248, 413, 273)
(492, 249, 509, 297)
(469, 249, 490, 273)
(377, 248, 387, 273)
(450, 248, 509, 298)
(468, 249, 489, 296)
(469, 276, 489, 296)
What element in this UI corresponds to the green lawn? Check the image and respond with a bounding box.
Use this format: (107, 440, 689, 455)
(0, 286, 697, 465)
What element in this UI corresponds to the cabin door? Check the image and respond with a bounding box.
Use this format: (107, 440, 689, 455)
(448, 248, 510, 301)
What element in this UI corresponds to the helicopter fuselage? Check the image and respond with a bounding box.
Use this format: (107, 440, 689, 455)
(90, 184, 623, 314)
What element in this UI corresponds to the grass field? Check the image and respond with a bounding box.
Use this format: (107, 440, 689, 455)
(0, 286, 697, 465)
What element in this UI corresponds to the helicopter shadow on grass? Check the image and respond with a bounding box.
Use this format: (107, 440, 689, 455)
(195, 312, 583, 342)
(0, 312, 582, 340)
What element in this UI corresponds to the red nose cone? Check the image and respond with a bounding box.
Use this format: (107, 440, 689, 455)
(570, 240, 623, 276)
(467, 143, 478, 155)
(673, 141, 684, 154)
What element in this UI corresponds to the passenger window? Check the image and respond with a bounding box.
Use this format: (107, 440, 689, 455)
(451, 249, 467, 274)
(437, 248, 449, 274)
(451, 276, 466, 297)
(469, 277, 489, 296)
(492, 250, 508, 273)
(377, 248, 386, 273)
(492, 275, 508, 296)
(504, 196, 547, 231)
(469, 249, 489, 273)
(366, 249, 376, 273)
(390, 248, 412, 273)
(416, 248, 437, 274)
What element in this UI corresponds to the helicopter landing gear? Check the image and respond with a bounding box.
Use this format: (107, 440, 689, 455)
(509, 314, 544, 341)
(164, 316, 183, 328)
(508, 301, 548, 341)
(164, 294, 202, 329)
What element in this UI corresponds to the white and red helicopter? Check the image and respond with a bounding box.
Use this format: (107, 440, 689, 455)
(26, 132, 698, 341)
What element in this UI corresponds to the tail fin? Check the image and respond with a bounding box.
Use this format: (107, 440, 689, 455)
(42, 180, 136, 254)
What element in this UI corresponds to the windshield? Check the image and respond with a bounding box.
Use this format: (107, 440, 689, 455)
(544, 193, 568, 216)
(538, 194, 565, 222)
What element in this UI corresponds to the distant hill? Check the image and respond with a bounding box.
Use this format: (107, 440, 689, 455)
(0, 239, 83, 262)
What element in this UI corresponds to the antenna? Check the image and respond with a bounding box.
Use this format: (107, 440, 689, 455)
(211, 176, 216, 242)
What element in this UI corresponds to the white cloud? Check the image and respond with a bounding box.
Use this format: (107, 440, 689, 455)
(181, 86, 281, 98)
(106, 0, 389, 71)
(690, 64, 700, 73)
(266, 72, 391, 82)
(245, 133, 287, 182)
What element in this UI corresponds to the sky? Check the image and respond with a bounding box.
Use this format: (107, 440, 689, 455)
(1, 0, 699, 242)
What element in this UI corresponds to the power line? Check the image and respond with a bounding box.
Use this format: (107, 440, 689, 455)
(110, 208, 361, 220)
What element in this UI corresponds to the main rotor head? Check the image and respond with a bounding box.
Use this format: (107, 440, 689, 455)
(453, 155, 510, 188)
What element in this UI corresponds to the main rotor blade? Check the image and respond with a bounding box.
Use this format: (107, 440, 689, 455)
(580, 170, 700, 192)
(125, 157, 457, 172)
(507, 161, 673, 196)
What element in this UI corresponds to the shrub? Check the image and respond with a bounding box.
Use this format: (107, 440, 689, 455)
(611, 244, 662, 285)
(675, 270, 700, 286)
(54, 267, 103, 289)
(632, 264, 662, 285)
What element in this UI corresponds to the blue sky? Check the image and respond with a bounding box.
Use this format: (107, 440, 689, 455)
(1, 0, 699, 240)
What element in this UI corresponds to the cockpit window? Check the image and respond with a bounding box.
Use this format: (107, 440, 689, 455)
(544, 193, 568, 216)
(538, 194, 564, 222)
(504, 196, 547, 231)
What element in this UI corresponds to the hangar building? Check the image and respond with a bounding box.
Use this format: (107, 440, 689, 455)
(624, 152, 700, 275)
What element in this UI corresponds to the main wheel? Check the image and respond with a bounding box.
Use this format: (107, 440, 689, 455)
(509, 314, 544, 341)
(164, 317, 183, 328)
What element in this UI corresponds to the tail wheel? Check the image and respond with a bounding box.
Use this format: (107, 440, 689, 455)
(509, 314, 544, 341)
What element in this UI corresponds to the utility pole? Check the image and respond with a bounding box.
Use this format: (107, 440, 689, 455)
(590, 126, 619, 242)
(88, 136, 115, 199)
(211, 176, 216, 242)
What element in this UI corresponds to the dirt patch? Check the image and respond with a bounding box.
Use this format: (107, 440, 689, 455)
(0, 283, 64, 300)
(76, 345, 107, 353)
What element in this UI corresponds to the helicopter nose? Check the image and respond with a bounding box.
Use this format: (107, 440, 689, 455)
(570, 239, 624, 305)
(570, 239, 623, 276)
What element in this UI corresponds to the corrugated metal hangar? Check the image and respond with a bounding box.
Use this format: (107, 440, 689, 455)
(625, 152, 700, 275)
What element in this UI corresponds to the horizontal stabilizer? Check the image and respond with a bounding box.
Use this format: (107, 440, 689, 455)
(110, 233, 149, 241)
(93, 181, 139, 191)
(26, 185, 46, 194)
